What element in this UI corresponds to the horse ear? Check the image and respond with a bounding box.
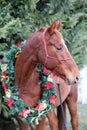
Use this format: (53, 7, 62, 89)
(57, 20, 61, 30)
(48, 20, 57, 34)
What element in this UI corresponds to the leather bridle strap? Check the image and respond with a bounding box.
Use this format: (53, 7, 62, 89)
(43, 28, 68, 130)
(42, 28, 71, 66)
(58, 83, 68, 130)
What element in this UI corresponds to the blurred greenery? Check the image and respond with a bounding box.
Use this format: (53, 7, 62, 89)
(67, 104, 87, 130)
(0, 0, 87, 68)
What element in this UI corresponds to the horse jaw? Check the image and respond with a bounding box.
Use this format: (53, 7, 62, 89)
(52, 69, 80, 85)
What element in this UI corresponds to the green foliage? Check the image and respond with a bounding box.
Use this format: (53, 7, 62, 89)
(0, 43, 56, 125)
(0, 82, 10, 118)
(51, 0, 87, 68)
(0, 0, 87, 68)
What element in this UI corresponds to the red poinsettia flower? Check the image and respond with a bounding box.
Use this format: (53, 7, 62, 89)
(2, 72, 7, 78)
(15, 42, 22, 47)
(35, 104, 42, 110)
(42, 67, 48, 73)
(2, 83, 7, 92)
(19, 109, 30, 118)
(7, 98, 13, 108)
(44, 82, 53, 90)
(49, 96, 56, 104)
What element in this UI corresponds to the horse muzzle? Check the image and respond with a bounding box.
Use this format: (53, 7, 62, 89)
(66, 74, 80, 85)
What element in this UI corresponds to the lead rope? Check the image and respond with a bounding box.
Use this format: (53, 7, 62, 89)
(57, 83, 68, 130)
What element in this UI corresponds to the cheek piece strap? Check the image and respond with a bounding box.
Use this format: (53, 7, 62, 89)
(42, 28, 71, 66)
(43, 28, 68, 130)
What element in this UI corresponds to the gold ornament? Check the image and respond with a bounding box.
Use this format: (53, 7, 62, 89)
(15, 49, 21, 58)
(47, 75, 53, 82)
(1, 64, 7, 72)
(1, 76, 9, 83)
(38, 101, 47, 112)
(6, 89, 11, 98)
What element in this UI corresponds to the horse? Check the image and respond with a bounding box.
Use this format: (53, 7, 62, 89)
(13, 20, 80, 130)
(35, 76, 78, 130)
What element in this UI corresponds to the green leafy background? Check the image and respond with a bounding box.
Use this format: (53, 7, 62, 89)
(0, 0, 87, 68)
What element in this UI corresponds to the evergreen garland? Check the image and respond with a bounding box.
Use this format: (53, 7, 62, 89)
(0, 41, 57, 125)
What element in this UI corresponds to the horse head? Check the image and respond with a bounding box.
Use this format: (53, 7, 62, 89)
(32, 21, 80, 85)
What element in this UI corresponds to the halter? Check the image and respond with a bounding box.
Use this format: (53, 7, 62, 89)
(42, 29, 69, 130)
(42, 28, 71, 66)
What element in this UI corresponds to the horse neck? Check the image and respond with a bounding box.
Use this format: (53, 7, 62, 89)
(15, 35, 40, 87)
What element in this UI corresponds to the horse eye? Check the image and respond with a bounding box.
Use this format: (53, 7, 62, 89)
(57, 47, 62, 50)
(56, 44, 63, 50)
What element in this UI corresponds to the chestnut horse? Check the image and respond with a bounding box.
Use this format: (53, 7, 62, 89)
(15, 21, 80, 130)
(36, 76, 78, 130)
(57, 82, 78, 130)
(24, 77, 78, 130)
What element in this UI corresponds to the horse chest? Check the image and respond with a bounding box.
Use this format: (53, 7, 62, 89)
(18, 82, 42, 107)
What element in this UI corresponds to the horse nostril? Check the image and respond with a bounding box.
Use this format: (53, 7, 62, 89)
(74, 76, 79, 84)
(76, 76, 79, 81)
(66, 78, 71, 85)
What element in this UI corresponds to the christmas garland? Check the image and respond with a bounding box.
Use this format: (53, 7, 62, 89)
(0, 41, 57, 125)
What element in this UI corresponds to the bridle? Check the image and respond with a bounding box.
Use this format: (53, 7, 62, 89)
(42, 28, 71, 66)
(43, 28, 69, 130)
